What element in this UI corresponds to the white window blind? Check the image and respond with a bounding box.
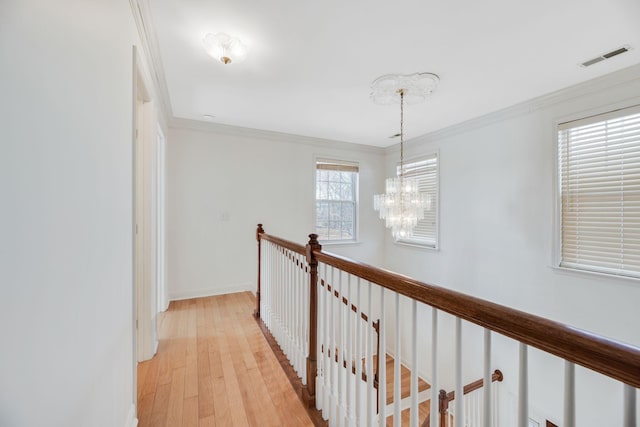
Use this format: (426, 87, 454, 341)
(558, 105, 640, 278)
(396, 154, 438, 247)
(315, 159, 359, 241)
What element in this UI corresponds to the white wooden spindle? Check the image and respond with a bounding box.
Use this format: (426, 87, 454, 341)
(298, 254, 304, 380)
(286, 251, 291, 361)
(295, 255, 299, 372)
(329, 266, 337, 424)
(366, 282, 374, 426)
(518, 343, 528, 427)
(299, 254, 304, 378)
(346, 274, 353, 426)
(410, 299, 418, 427)
(455, 317, 464, 427)
(269, 243, 272, 322)
(430, 308, 438, 427)
(623, 384, 636, 427)
(483, 329, 492, 427)
(355, 278, 362, 426)
(304, 255, 309, 381)
(563, 361, 575, 427)
(265, 243, 269, 326)
(394, 292, 401, 427)
(322, 264, 330, 418)
(278, 247, 281, 334)
(316, 262, 324, 410)
(337, 271, 345, 425)
(378, 287, 387, 427)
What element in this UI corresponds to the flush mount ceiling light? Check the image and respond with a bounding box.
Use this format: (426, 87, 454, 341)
(372, 72, 439, 239)
(203, 32, 247, 64)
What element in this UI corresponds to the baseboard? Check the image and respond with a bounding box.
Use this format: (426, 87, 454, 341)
(169, 283, 254, 301)
(125, 403, 138, 427)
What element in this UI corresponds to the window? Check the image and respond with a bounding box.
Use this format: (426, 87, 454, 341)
(396, 154, 438, 248)
(558, 105, 640, 278)
(315, 159, 359, 242)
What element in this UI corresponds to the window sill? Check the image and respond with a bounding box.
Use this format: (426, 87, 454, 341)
(319, 240, 362, 247)
(393, 240, 439, 251)
(549, 265, 640, 286)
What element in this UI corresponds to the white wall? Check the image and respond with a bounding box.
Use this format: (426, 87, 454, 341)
(0, 1, 156, 426)
(167, 120, 386, 300)
(382, 65, 640, 426)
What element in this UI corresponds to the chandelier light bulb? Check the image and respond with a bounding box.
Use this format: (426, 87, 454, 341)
(203, 32, 247, 65)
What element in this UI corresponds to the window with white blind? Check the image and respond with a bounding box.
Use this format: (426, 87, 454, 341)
(315, 159, 359, 242)
(396, 154, 439, 248)
(558, 105, 640, 278)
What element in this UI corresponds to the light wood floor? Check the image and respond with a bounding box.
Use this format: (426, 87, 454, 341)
(137, 292, 314, 427)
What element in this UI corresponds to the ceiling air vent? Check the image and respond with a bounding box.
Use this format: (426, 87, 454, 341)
(580, 45, 632, 67)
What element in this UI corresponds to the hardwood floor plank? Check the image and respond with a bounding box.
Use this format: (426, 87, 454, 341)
(182, 396, 198, 427)
(199, 415, 216, 427)
(149, 382, 171, 427)
(197, 375, 214, 419)
(165, 367, 185, 427)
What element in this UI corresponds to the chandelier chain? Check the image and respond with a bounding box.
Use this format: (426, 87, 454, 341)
(400, 89, 404, 175)
(399, 89, 405, 216)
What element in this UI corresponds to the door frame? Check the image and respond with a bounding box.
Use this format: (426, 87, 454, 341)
(132, 46, 159, 367)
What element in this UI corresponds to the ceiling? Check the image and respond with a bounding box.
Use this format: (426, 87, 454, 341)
(148, 0, 640, 147)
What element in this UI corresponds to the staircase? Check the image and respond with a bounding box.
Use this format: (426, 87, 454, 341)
(377, 353, 432, 426)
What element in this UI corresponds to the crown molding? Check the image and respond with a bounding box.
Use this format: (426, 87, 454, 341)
(386, 63, 640, 154)
(129, 0, 173, 123)
(169, 117, 386, 155)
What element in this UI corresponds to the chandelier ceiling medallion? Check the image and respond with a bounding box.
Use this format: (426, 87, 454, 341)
(203, 32, 247, 64)
(372, 72, 439, 239)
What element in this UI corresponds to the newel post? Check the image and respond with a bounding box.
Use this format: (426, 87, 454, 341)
(302, 233, 321, 407)
(254, 224, 265, 318)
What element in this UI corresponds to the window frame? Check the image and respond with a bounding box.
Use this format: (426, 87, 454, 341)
(394, 152, 440, 250)
(314, 157, 359, 244)
(555, 103, 640, 280)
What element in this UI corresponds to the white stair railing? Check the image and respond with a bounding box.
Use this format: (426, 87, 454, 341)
(255, 225, 640, 427)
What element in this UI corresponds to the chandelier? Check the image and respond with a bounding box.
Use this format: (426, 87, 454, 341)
(203, 32, 247, 65)
(372, 73, 439, 239)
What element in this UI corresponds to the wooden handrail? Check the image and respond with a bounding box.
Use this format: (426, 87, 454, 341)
(261, 232, 306, 255)
(311, 250, 640, 388)
(444, 369, 504, 403)
(422, 370, 504, 427)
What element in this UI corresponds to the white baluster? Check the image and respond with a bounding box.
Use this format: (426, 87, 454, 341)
(410, 299, 418, 427)
(286, 251, 290, 361)
(366, 281, 374, 426)
(322, 264, 330, 418)
(337, 271, 345, 425)
(303, 255, 309, 382)
(518, 343, 528, 427)
(394, 293, 401, 427)
(431, 308, 438, 427)
(329, 266, 336, 424)
(483, 329, 492, 427)
(296, 253, 302, 379)
(355, 278, 362, 427)
(623, 384, 636, 427)
(378, 286, 387, 427)
(316, 262, 323, 410)
(563, 361, 575, 427)
(455, 317, 464, 427)
(346, 274, 353, 426)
